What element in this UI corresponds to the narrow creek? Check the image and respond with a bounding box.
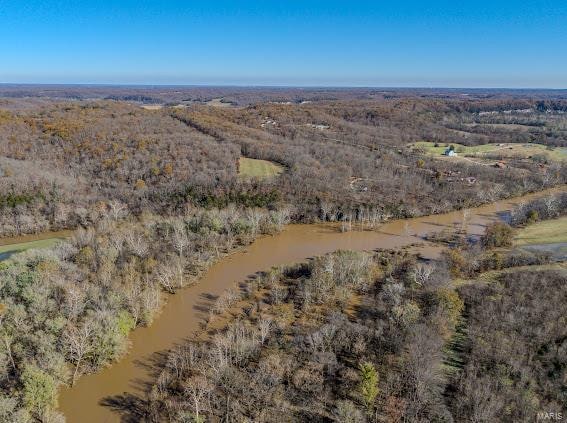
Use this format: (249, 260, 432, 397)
(58, 187, 564, 422)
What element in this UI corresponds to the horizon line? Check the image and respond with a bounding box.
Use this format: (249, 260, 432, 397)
(1, 82, 567, 91)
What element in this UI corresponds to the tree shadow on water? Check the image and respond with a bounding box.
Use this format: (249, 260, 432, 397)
(100, 393, 152, 423)
(193, 292, 218, 314)
(100, 350, 171, 422)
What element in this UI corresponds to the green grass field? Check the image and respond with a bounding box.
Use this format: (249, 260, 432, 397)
(514, 216, 567, 246)
(238, 157, 284, 179)
(0, 237, 66, 261)
(411, 141, 567, 162)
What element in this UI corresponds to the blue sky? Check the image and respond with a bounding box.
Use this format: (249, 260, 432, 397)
(1, 0, 566, 87)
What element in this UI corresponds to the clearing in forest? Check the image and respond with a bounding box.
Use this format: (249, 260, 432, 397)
(238, 157, 284, 179)
(412, 141, 567, 164)
(206, 98, 235, 108)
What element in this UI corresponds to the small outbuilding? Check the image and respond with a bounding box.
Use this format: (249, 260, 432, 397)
(444, 147, 457, 157)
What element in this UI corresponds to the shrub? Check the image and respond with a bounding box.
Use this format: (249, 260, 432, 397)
(443, 248, 467, 277)
(134, 179, 147, 190)
(334, 400, 365, 423)
(392, 300, 421, 327)
(526, 209, 539, 224)
(481, 222, 513, 248)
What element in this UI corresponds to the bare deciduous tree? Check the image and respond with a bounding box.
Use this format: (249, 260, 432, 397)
(63, 322, 95, 385)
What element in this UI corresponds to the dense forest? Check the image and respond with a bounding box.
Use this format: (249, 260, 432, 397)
(1, 92, 566, 237)
(0, 88, 565, 421)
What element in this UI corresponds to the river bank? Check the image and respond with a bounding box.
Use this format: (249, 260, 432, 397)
(57, 186, 565, 422)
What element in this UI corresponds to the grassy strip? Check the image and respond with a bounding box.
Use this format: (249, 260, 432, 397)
(238, 157, 284, 179)
(0, 237, 65, 261)
(514, 216, 567, 246)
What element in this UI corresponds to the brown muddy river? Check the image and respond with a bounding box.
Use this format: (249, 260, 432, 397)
(58, 188, 564, 422)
